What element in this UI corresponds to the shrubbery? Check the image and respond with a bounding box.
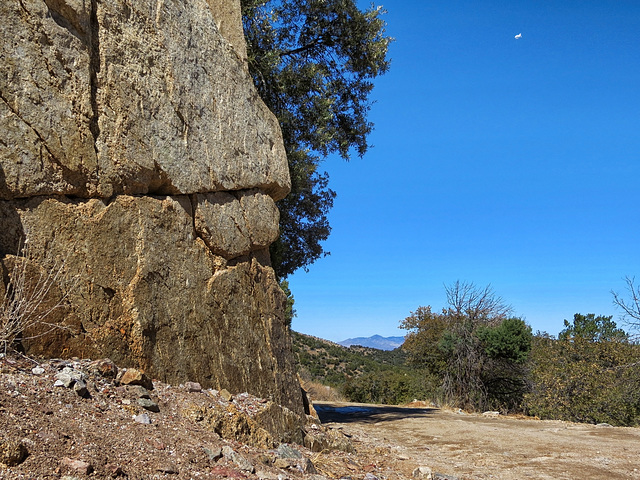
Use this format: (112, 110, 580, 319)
(294, 286, 640, 426)
(524, 315, 640, 426)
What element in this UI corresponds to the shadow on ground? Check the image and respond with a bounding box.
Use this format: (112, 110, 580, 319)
(314, 402, 438, 424)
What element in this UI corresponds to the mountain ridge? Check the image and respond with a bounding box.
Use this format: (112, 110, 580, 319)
(338, 335, 405, 351)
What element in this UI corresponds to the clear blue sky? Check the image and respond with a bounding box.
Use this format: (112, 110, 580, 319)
(289, 0, 640, 342)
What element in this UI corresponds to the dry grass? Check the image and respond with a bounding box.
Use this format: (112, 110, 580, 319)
(300, 379, 346, 402)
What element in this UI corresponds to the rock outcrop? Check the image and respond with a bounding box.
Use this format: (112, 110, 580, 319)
(0, 0, 303, 414)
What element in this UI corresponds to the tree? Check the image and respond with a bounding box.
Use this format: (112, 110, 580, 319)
(241, 0, 392, 278)
(401, 281, 531, 411)
(401, 306, 449, 377)
(612, 276, 640, 332)
(558, 313, 628, 343)
(279, 279, 296, 328)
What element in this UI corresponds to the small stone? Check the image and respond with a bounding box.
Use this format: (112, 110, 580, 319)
(61, 457, 93, 475)
(118, 368, 154, 390)
(134, 413, 152, 424)
(157, 464, 179, 474)
(275, 444, 303, 459)
(89, 358, 118, 378)
(55, 372, 75, 388)
(0, 439, 29, 466)
(413, 466, 433, 480)
(105, 463, 125, 477)
(433, 474, 460, 480)
(363, 473, 378, 480)
(257, 454, 272, 466)
(73, 379, 89, 397)
(128, 385, 151, 398)
(32, 366, 45, 375)
(53, 379, 66, 388)
(185, 381, 202, 392)
(138, 397, 160, 412)
(203, 446, 223, 462)
(220, 389, 233, 401)
(223, 446, 255, 473)
(211, 466, 247, 479)
(274, 457, 316, 474)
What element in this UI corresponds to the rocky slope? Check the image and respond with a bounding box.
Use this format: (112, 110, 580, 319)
(0, 0, 302, 414)
(0, 353, 418, 480)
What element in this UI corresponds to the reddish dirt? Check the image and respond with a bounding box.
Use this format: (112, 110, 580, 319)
(314, 401, 640, 480)
(0, 354, 413, 480)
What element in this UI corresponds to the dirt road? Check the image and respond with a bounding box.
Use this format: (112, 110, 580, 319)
(314, 402, 640, 480)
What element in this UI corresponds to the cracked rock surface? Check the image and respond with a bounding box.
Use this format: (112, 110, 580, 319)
(0, 0, 300, 413)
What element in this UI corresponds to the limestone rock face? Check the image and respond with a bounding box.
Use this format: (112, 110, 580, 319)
(0, 0, 303, 414)
(0, 0, 288, 201)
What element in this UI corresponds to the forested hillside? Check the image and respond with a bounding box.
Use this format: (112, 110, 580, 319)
(292, 331, 431, 405)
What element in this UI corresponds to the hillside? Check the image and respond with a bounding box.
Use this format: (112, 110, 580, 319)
(292, 332, 430, 405)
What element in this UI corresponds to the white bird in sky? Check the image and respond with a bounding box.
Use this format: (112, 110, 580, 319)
(515, 33, 522, 39)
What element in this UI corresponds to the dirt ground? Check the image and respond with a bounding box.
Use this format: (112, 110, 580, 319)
(314, 401, 640, 480)
(0, 354, 422, 480)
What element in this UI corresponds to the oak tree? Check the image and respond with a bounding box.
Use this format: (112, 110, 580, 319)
(241, 0, 392, 277)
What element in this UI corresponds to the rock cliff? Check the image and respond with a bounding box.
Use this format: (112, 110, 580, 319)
(0, 0, 303, 414)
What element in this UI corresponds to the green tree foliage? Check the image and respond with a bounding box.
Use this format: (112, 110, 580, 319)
(241, 0, 392, 277)
(279, 279, 296, 328)
(401, 281, 532, 411)
(558, 313, 628, 342)
(525, 315, 640, 426)
(342, 369, 434, 405)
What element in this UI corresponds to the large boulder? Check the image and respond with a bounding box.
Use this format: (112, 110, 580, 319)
(0, 0, 303, 415)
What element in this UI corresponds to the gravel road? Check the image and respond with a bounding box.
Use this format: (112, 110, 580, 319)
(314, 401, 640, 480)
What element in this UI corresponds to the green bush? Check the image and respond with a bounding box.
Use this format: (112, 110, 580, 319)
(341, 369, 436, 405)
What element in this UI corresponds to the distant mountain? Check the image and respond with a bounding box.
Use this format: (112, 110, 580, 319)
(338, 335, 405, 351)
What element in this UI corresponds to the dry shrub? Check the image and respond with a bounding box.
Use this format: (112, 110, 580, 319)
(0, 241, 77, 353)
(301, 379, 345, 403)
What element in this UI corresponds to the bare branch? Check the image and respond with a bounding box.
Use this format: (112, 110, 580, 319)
(1, 240, 78, 353)
(612, 276, 640, 331)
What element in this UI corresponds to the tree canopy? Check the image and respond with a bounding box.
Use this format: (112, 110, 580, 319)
(241, 0, 392, 278)
(401, 281, 532, 411)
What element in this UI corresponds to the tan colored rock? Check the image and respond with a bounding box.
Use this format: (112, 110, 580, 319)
(0, 440, 28, 466)
(194, 190, 280, 259)
(0, 0, 289, 201)
(0, 0, 97, 199)
(0, 195, 303, 414)
(206, 0, 248, 62)
(0, 0, 303, 418)
(194, 192, 252, 259)
(118, 368, 154, 391)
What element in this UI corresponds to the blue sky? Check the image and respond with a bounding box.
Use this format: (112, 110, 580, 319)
(289, 0, 640, 342)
